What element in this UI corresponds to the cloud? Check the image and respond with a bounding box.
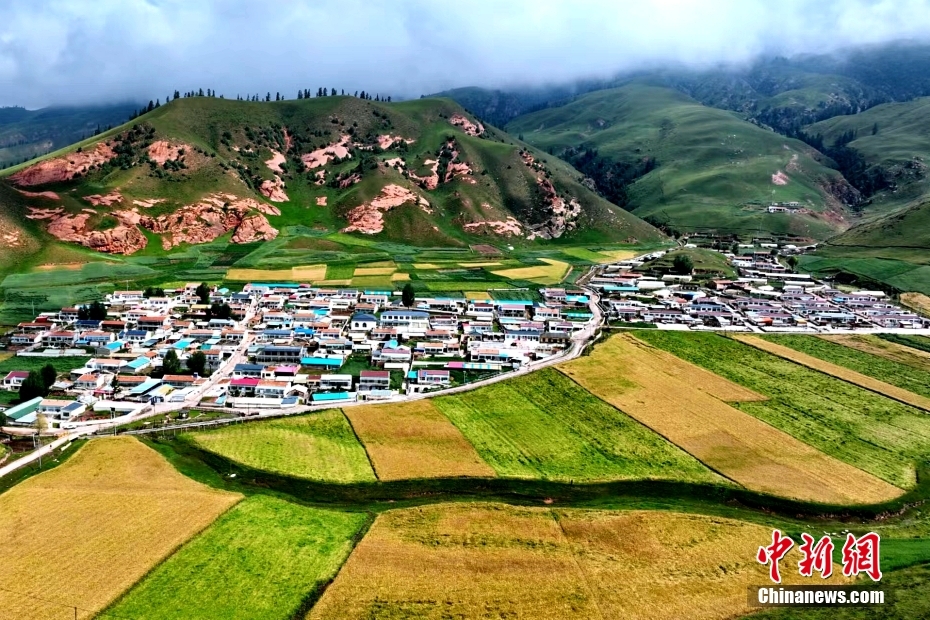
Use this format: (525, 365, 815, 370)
(2, 0, 930, 108)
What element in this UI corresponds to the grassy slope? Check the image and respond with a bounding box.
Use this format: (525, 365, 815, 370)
(635, 331, 930, 489)
(108, 496, 367, 620)
(432, 368, 722, 483)
(185, 409, 376, 483)
(506, 83, 850, 238)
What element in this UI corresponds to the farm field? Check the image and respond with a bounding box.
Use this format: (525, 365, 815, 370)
(343, 400, 495, 480)
(225, 264, 327, 282)
(186, 409, 376, 482)
(0, 437, 240, 620)
(0, 354, 89, 376)
(901, 292, 930, 316)
(492, 258, 570, 285)
(738, 335, 930, 411)
(821, 334, 930, 372)
(109, 496, 368, 620)
(433, 368, 722, 483)
(880, 333, 930, 354)
(635, 330, 930, 490)
(560, 333, 902, 504)
(309, 502, 844, 620)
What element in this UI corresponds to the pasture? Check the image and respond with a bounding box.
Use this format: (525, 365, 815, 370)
(880, 333, 930, 354)
(636, 330, 930, 490)
(561, 333, 901, 504)
(739, 335, 930, 410)
(109, 496, 368, 620)
(186, 409, 376, 482)
(309, 502, 844, 620)
(902, 292, 930, 316)
(0, 437, 240, 620)
(433, 368, 721, 483)
(343, 400, 495, 480)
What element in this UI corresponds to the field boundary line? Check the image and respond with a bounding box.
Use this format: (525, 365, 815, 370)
(97, 494, 246, 618)
(339, 408, 380, 482)
(733, 335, 930, 413)
(550, 510, 607, 620)
(553, 366, 744, 489)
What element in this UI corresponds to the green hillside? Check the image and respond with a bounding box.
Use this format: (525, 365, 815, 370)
(0, 95, 660, 267)
(507, 83, 856, 239)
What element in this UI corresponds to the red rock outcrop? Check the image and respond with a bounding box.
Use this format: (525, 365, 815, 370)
(15, 189, 59, 200)
(85, 191, 123, 206)
(463, 217, 523, 236)
(450, 114, 484, 136)
(138, 197, 278, 250)
(232, 214, 279, 243)
(265, 150, 286, 173)
(316, 196, 328, 206)
(259, 175, 289, 202)
(132, 198, 165, 208)
(301, 135, 352, 169)
(82, 225, 149, 255)
(148, 141, 187, 165)
(342, 184, 422, 234)
(10, 143, 115, 186)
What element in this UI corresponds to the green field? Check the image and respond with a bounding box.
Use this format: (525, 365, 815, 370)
(506, 82, 847, 238)
(635, 331, 930, 489)
(108, 496, 368, 620)
(798, 252, 930, 296)
(432, 368, 721, 483)
(643, 247, 735, 278)
(880, 333, 930, 354)
(186, 409, 376, 482)
(763, 335, 930, 399)
(0, 355, 89, 376)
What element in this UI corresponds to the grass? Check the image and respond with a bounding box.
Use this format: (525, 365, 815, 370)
(0, 355, 89, 376)
(739, 335, 930, 411)
(433, 368, 721, 483)
(821, 334, 930, 372)
(309, 502, 847, 620)
(645, 247, 736, 278)
(492, 257, 570, 285)
(635, 330, 930, 491)
(342, 401, 495, 481)
(902, 292, 930, 316)
(185, 409, 376, 483)
(561, 333, 901, 504)
(0, 437, 239, 620)
(108, 496, 368, 620)
(880, 333, 930, 354)
(761, 334, 930, 400)
(507, 82, 847, 239)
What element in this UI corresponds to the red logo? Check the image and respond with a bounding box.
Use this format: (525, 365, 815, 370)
(757, 529, 795, 583)
(842, 532, 882, 582)
(758, 530, 882, 583)
(798, 533, 834, 578)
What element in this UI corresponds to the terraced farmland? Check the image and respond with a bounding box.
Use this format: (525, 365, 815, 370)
(636, 330, 930, 490)
(343, 400, 495, 480)
(186, 409, 376, 482)
(560, 333, 902, 504)
(109, 496, 368, 620)
(433, 368, 721, 483)
(0, 437, 240, 620)
(309, 502, 845, 620)
(737, 334, 930, 411)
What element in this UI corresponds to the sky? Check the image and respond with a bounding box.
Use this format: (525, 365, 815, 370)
(3, 0, 930, 108)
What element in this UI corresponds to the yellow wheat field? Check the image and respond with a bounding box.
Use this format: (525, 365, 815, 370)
(821, 334, 930, 371)
(492, 258, 570, 285)
(353, 266, 396, 276)
(390, 272, 410, 281)
(559, 334, 902, 504)
(901, 292, 930, 316)
(735, 335, 930, 413)
(343, 401, 495, 480)
(225, 264, 326, 281)
(458, 261, 501, 267)
(309, 502, 847, 620)
(0, 437, 240, 620)
(412, 263, 442, 269)
(465, 290, 491, 300)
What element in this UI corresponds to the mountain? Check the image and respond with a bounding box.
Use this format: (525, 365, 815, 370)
(0, 103, 138, 169)
(0, 95, 661, 274)
(506, 83, 858, 239)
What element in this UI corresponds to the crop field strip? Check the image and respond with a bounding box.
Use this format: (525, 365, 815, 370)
(491, 258, 571, 284)
(225, 264, 327, 281)
(433, 368, 722, 483)
(308, 502, 847, 620)
(108, 496, 368, 620)
(880, 333, 930, 354)
(821, 334, 930, 372)
(736, 334, 930, 412)
(635, 330, 930, 491)
(342, 400, 495, 480)
(186, 409, 376, 483)
(0, 437, 240, 620)
(559, 333, 902, 504)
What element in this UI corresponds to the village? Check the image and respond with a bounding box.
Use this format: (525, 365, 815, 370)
(1, 242, 928, 436)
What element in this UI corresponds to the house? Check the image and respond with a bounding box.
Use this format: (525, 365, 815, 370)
(229, 377, 260, 397)
(39, 399, 86, 419)
(359, 370, 390, 391)
(319, 374, 353, 391)
(43, 331, 77, 346)
(255, 380, 290, 399)
(379, 310, 430, 335)
(233, 363, 265, 378)
(300, 357, 344, 370)
(3, 397, 43, 425)
(204, 349, 224, 369)
(349, 313, 378, 332)
(137, 315, 170, 330)
(2, 371, 30, 391)
(255, 345, 306, 365)
(416, 369, 450, 386)
(162, 374, 199, 388)
(10, 332, 41, 346)
(74, 373, 106, 390)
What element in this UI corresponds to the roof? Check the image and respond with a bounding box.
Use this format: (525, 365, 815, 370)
(360, 370, 390, 378)
(312, 392, 352, 402)
(230, 377, 260, 387)
(300, 357, 343, 367)
(351, 313, 377, 322)
(4, 371, 30, 380)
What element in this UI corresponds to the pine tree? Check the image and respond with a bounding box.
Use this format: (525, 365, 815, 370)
(297, 90, 303, 99)
(317, 87, 323, 97)
(276, 92, 280, 101)
(155, 98, 160, 108)
(331, 86, 336, 96)
(147, 100, 155, 112)
(198, 88, 204, 96)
